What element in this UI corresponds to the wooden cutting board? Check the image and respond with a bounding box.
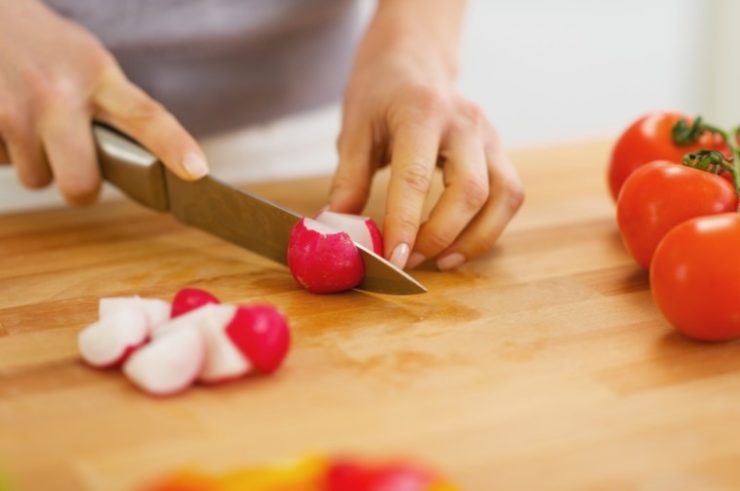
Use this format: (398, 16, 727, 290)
(2, 140, 740, 491)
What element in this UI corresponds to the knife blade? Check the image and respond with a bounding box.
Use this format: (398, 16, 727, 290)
(94, 124, 427, 295)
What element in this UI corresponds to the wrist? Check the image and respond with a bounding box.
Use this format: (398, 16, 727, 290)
(358, 0, 465, 82)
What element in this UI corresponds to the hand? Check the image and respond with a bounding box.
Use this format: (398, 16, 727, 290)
(0, 1, 208, 205)
(329, 0, 524, 271)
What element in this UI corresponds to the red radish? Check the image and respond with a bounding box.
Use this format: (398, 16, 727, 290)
(123, 325, 204, 396)
(225, 305, 290, 374)
(99, 296, 171, 328)
(196, 305, 252, 383)
(171, 288, 220, 318)
(287, 218, 364, 294)
(315, 210, 384, 255)
(78, 308, 149, 368)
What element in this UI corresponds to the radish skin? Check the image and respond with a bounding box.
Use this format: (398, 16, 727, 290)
(287, 218, 364, 294)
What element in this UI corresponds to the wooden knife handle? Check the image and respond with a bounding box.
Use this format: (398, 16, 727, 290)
(93, 123, 169, 211)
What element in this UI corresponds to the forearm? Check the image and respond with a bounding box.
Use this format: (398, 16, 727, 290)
(358, 0, 467, 82)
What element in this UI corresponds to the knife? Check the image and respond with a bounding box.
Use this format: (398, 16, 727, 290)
(92, 124, 427, 295)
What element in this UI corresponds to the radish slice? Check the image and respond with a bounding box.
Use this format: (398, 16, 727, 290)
(171, 288, 220, 318)
(78, 308, 149, 368)
(123, 325, 204, 396)
(152, 303, 223, 339)
(225, 305, 290, 374)
(197, 305, 251, 383)
(287, 218, 364, 294)
(315, 210, 384, 255)
(99, 296, 171, 328)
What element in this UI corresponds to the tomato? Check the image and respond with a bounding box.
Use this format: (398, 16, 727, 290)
(608, 112, 726, 200)
(651, 213, 740, 341)
(617, 161, 738, 268)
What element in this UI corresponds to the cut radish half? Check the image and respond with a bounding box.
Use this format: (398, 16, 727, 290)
(197, 305, 251, 383)
(78, 308, 149, 368)
(225, 305, 290, 374)
(99, 296, 171, 329)
(171, 288, 220, 318)
(315, 210, 384, 255)
(123, 325, 204, 396)
(287, 217, 364, 294)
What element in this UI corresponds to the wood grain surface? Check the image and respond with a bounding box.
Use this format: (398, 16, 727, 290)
(2, 141, 740, 491)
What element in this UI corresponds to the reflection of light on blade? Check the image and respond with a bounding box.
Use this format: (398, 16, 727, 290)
(93, 126, 157, 166)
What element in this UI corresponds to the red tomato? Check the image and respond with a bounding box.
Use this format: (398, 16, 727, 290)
(617, 161, 738, 268)
(651, 213, 740, 341)
(608, 112, 726, 200)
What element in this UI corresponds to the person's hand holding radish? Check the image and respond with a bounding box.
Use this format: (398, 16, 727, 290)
(330, 0, 524, 271)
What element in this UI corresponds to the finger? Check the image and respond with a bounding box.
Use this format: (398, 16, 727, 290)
(329, 122, 375, 214)
(0, 138, 9, 163)
(40, 107, 100, 206)
(436, 135, 524, 270)
(93, 69, 208, 181)
(4, 128, 53, 189)
(407, 129, 489, 269)
(384, 119, 442, 269)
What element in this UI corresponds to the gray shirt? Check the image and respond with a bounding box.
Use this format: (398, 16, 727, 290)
(45, 0, 363, 136)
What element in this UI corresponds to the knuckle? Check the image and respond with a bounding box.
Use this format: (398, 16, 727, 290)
(399, 161, 432, 194)
(460, 178, 489, 210)
(502, 179, 525, 212)
(422, 227, 455, 252)
(412, 85, 448, 114)
(331, 172, 357, 194)
(389, 214, 420, 236)
(460, 101, 486, 127)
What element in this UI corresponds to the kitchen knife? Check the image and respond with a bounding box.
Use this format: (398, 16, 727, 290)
(93, 124, 427, 295)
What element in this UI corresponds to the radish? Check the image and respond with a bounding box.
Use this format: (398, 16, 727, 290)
(287, 218, 364, 294)
(99, 296, 171, 328)
(171, 288, 220, 318)
(123, 325, 204, 396)
(78, 308, 149, 368)
(195, 304, 251, 383)
(225, 305, 290, 374)
(315, 210, 383, 255)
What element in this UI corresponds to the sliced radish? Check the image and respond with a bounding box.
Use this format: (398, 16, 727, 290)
(171, 288, 220, 318)
(78, 308, 149, 368)
(152, 303, 222, 339)
(287, 217, 364, 294)
(123, 325, 204, 396)
(225, 305, 290, 374)
(99, 296, 171, 328)
(197, 305, 251, 383)
(315, 210, 384, 255)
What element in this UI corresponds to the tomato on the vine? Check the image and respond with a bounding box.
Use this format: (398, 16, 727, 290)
(608, 112, 727, 200)
(651, 213, 740, 341)
(617, 160, 738, 268)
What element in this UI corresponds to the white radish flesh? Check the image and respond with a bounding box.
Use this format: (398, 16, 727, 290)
(78, 308, 149, 368)
(123, 325, 204, 396)
(99, 296, 171, 328)
(315, 210, 384, 255)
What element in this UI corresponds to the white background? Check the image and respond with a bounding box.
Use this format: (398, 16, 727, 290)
(1, 0, 738, 211)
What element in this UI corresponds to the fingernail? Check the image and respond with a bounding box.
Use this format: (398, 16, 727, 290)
(406, 252, 426, 270)
(437, 252, 466, 271)
(390, 242, 410, 269)
(182, 152, 209, 179)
